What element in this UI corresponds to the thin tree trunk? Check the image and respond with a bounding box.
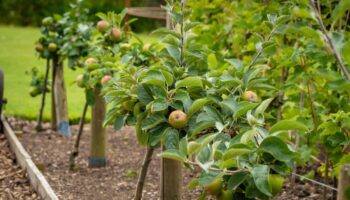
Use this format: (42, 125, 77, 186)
(51, 59, 57, 131)
(277, 67, 287, 121)
(36, 58, 50, 131)
(134, 147, 154, 200)
(88, 89, 106, 168)
(53, 54, 71, 136)
(69, 101, 89, 171)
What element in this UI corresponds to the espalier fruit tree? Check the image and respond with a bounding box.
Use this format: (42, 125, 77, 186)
(70, 10, 158, 169)
(32, 0, 93, 135)
(71, 10, 132, 168)
(188, 0, 350, 199)
(102, 0, 311, 199)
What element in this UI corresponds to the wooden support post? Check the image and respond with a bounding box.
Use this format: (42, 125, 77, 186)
(53, 54, 71, 136)
(159, 11, 183, 200)
(337, 164, 350, 200)
(88, 89, 106, 168)
(51, 59, 57, 131)
(161, 145, 182, 200)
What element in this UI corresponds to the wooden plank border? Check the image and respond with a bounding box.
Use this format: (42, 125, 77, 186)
(1, 116, 59, 200)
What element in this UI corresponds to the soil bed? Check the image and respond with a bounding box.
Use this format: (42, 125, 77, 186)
(8, 117, 334, 200)
(0, 133, 40, 200)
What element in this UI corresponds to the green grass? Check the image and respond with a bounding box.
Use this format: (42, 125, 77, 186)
(0, 25, 157, 122)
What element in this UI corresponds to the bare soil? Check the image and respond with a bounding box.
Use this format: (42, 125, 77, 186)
(0, 134, 40, 200)
(6, 117, 336, 200)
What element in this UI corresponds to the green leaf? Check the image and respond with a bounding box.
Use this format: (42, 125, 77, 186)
(179, 137, 188, 156)
(152, 28, 181, 39)
(166, 45, 181, 64)
(189, 121, 216, 137)
(137, 85, 153, 104)
(161, 70, 174, 86)
(259, 136, 294, 163)
(188, 98, 212, 117)
(227, 171, 248, 190)
(223, 148, 252, 160)
(175, 76, 203, 89)
(173, 90, 192, 112)
(255, 98, 274, 115)
(114, 115, 126, 130)
(251, 164, 272, 196)
(184, 22, 200, 32)
(331, 0, 350, 22)
(207, 53, 218, 70)
(342, 41, 350, 64)
(163, 128, 179, 150)
(160, 149, 186, 162)
(269, 120, 308, 133)
(141, 115, 166, 131)
(142, 70, 166, 88)
(85, 89, 95, 106)
(151, 98, 168, 112)
(234, 102, 258, 118)
(135, 123, 148, 146)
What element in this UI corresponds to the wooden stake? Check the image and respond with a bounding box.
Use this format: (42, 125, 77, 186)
(337, 164, 350, 200)
(36, 58, 50, 131)
(161, 147, 182, 200)
(51, 59, 57, 131)
(52, 54, 71, 136)
(88, 89, 106, 168)
(159, 9, 183, 200)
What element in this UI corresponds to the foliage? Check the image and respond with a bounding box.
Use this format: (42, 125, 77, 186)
(0, 0, 165, 32)
(101, 0, 350, 198)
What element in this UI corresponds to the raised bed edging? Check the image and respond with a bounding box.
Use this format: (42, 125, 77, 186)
(1, 115, 59, 200)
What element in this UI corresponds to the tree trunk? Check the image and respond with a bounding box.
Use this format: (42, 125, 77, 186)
(134, 147, 154, 200)
(53, 54, 71, 136)
(36, 58, 50, 131)
(88, 89, 106, 168)
(69, 101, 89, 171)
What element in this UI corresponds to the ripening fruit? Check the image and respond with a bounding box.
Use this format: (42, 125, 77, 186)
(84, 57, 97, 70)
(242, 91, 258, 102)
(96, 20, 110, 33)
(143, 43, 151, 51)
(76, 74, 84, 88)
(123, 100, 136, 111)
(168, 110, 188, 129)
(29, 87, 41, 97)
(269, 174, 284, 195)
(216, 190, 233, 200)
(48, 43, 58, 52)
(110, 28, 122, 40)
(120, 43, 131, 51)
(35, 43, 44, 52)
(101, 75, 112, 85)
(42, 17, 53, 26)
(204, 178, 223, 196)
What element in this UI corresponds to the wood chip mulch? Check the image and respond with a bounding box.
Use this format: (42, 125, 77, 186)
(0, 134, 41, 200)
(7, 117, 336, 200)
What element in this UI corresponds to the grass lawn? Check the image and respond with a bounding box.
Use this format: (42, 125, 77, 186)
(0, 25, 157, 122)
